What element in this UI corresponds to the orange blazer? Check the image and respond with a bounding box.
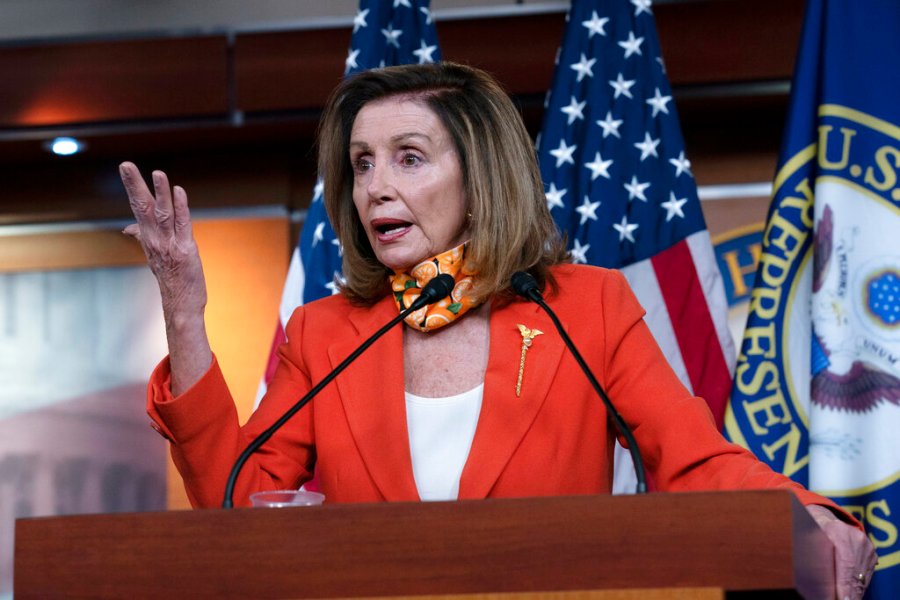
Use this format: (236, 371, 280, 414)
(147, 264, 841, 511)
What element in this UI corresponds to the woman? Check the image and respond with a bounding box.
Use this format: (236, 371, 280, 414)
(120, 62, 875, 597)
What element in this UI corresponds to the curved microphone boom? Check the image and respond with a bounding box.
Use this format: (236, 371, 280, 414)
(222, 273, 456, 508)
(510, 271, 647, 494)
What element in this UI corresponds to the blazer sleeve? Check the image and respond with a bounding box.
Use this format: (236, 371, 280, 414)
(597, 269, 860, 526)
(146, 307, 317, 508)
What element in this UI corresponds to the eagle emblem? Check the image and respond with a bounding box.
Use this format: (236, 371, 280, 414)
(811, 203, 900, 413)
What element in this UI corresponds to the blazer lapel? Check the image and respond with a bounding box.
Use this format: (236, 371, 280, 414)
(458, 298, 566, 499)
(330, 297, 420, 502)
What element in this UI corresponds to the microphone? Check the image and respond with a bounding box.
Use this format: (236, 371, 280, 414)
(510, 271, 647, 494)
(222, 273, 456, 508)
(411, 272, 455, 309)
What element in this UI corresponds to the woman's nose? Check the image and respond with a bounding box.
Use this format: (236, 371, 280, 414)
(366, 163, 396, 203)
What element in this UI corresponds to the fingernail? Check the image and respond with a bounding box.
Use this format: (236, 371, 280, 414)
(152, 171, 161, 185)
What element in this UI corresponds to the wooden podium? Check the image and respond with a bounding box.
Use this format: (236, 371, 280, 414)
(14, 490, 833, 599)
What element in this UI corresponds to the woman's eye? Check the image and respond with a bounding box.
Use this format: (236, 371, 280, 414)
(401, 153, 421, 167)
(353, 158, 373, 174)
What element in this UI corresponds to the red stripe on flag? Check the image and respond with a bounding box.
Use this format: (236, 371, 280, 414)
(651, 240, 732, 429)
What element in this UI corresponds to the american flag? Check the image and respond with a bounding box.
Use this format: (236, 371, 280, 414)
(536, 0, 734, 491)
(258, 0, 441, 403)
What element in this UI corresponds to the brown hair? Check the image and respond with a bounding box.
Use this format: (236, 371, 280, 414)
(318, 62, 568, 305)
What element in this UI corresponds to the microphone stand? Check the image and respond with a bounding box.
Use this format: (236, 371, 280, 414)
(222, 274, 455, 508)
(511, 272, 647, 494)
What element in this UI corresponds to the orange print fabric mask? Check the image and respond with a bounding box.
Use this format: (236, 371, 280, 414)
(389, 242, 479, 332)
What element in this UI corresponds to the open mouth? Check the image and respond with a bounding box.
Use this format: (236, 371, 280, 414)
(372, 219, 412, 239)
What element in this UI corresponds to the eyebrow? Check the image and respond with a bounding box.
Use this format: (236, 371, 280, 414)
(349, 132, 434, 152)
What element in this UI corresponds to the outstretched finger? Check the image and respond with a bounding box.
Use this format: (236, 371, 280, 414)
(152, 170, 175, 235)
(172, 185, 194, 244)
(122, 223, 141, 240)
(119, 162, 160, 238)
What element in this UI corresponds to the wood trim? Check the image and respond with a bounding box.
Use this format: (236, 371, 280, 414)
(0, 37, 229, 127)
(0, 1, 805, 128)
(0, 229, 146, 272)
(334, 589, 725, 600)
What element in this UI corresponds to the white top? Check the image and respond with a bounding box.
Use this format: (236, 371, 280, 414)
(405, 383, 484, 501)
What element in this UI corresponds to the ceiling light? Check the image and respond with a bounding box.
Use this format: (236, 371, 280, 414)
(47, 137, 85, 156)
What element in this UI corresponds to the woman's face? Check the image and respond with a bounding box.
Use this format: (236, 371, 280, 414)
(349, 96, 469, 271)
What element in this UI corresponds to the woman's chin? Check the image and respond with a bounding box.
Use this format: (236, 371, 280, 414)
(374, 247, 427, 272)
(376, 254, 417, 272)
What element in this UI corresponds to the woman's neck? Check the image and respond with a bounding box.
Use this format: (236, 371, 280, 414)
(402, 301, 491, 397)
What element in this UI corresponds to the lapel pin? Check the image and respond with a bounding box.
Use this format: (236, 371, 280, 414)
(516, 324, 543, 397)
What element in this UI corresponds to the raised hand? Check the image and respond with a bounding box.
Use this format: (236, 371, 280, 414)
(120, 162, 212, 394)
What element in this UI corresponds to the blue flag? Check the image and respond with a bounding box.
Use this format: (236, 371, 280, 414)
(259, 0, 440, 393)
(725, 1, 900, 596)
(536, 0, 734, 491)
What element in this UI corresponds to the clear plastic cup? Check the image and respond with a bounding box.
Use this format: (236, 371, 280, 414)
(249, 489, 325, 508)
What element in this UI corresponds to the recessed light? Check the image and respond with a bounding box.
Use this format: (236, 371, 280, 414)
(47, 137, 85, 156)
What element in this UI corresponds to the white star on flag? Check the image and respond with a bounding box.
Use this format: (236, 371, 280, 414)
(596, 111, 623, 138)
(545, 182, 567, 210)
(645, 87, 672, 117)
(382, 25, 403, 48)
(561, 96, 587, 124)
(312, 178, 324, 202)
(631, 0, 653, 16)
(549, 139, 577, 167)
(668, 151, 692, 177)
(576, 196, 601, 225)
(412, 40, 438, 63)
(582, 11, 609, 38)
(623, 175, 650, 201)
(353, 8, 370, 33)
(419, 6, 433, 24)
(618, 31, 644, 58)
(324, 273, 344, 295)
(312, 222, 325, 247)
(634, 132, 660, 160)
(584, 152, 613, 180)
(661, 191, 688, 221)
(570, 238, 590, 264)
(570, 53, 597, 82)
(613, 215, 639, 242)
(394, 0, 412, 7)
(609, 73, 636, 99)
(345, 48, 360, 73)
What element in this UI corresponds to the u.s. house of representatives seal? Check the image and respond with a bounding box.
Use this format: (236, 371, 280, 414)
(727, 104, 900, 572)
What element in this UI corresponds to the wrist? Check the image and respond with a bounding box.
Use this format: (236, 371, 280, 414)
(164, 307, 206, 333)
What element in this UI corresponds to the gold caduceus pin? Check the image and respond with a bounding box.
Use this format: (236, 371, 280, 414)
(515, 324, 543, 397)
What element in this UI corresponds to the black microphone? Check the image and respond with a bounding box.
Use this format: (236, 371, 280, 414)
(510, 271, 647, 494)
(222, 273, 456, 507)
(412, 272, 455, 309)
